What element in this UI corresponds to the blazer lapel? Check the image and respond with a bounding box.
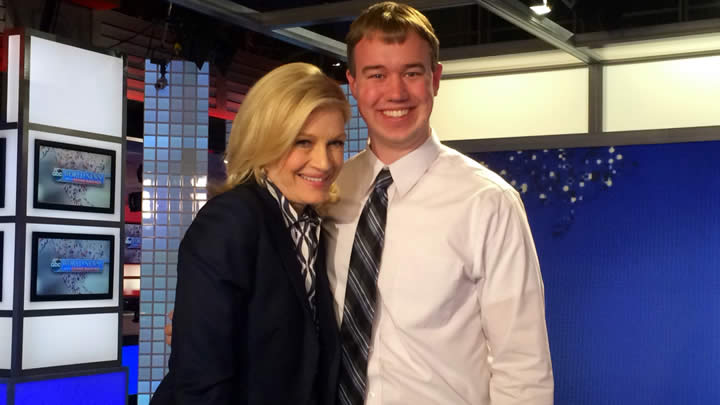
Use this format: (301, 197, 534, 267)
(252, 184, 315, 320)
(315, 233, 341, 405)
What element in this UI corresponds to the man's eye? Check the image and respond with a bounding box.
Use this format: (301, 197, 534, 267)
(369, 73, 384, 79)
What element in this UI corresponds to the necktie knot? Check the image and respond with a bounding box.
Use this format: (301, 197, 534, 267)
(374, 168, 393, 191)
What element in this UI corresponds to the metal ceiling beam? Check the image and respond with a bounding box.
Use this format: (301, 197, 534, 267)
(474, 0, 599, 64)
(441, 38, 553, 60)
(575, 18, 720, 48)
(441, 18, 720, 62)
(169, 0, 347, 60)
(255, 0, 475, 29)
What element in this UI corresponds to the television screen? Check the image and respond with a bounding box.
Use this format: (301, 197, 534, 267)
(33, 139, 115, 213)
(0, 137, 5, 208)
(124, 223, 141, 264)
(30, 232, 114, 301)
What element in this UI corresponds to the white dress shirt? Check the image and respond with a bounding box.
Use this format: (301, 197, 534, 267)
(324, 132, 553, 405)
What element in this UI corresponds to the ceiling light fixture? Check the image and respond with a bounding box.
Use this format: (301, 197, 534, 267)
(530, 0, 552, 16)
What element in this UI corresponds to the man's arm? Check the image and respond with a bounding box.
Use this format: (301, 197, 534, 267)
(478, 189, 554, 404)
(164, 311, 173, 345)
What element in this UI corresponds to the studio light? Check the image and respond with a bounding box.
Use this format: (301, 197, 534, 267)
(530, 0, 552, 15)
(152, 59, 169, 90)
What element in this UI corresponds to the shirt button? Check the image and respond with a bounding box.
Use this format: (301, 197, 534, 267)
(369, 391, 376, 398)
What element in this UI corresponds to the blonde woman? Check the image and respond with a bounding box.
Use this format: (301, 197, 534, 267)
(151, 62, 349, 405)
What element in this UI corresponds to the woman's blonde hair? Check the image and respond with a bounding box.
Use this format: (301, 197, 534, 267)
(220, 62, 350, 198)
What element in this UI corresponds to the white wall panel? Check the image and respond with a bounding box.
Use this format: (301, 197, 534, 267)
(22, 313, 118, 369)
(28, 36, 123, 137)
(0, 129, 18, 217)
(0, 317, 10, 369)
(604, 55, 720, 132)
(0, 224, 15, 310)
(432, 68, 589, 141)
(442, 49, 581, 76)
(594, 32, 720, 62)
(6, 35, 20, 123)
(24, 223, 120, 310)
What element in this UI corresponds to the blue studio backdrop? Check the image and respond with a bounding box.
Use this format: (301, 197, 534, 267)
(471, 140, 720, 404)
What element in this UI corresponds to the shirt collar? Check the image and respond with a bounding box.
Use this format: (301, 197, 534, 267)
(363, 129, 441, 198)
(263, 178, 320, 228)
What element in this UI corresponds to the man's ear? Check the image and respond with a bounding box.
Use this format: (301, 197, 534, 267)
(432, 63, 443, 96)
(346, 69, 358, 98)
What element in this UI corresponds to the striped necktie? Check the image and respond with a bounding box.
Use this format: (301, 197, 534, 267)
(337, 168, 393, 405)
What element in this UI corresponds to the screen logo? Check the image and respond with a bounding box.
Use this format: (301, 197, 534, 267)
(125, 236, 141, 249)
(51, 168, 105, 186)
(50, 258, 105, 273)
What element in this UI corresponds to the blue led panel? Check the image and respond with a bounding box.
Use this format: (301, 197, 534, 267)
(472, 141, 720, 404)
(14, 371, 126, 405)
(139, 60, 208, 397)
(0, 383, 6, 405)
(122, 345, 139, 395)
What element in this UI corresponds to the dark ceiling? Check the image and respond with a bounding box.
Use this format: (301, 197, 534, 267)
(110, 0, 720, 74)
(245, 0, 720, 44)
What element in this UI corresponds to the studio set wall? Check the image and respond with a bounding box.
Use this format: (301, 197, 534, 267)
(0, 30, 127, 405)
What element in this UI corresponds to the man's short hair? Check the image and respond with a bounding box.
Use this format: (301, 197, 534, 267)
(346, 1, 440, 77)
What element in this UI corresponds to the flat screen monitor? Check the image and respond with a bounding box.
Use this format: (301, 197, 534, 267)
(33, 139, 115, 213)
(124, 223, 141, 264)
(30, 232, 114, 301)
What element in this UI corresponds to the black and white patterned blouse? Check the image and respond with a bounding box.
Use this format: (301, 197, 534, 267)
(263, 178, 321, 321)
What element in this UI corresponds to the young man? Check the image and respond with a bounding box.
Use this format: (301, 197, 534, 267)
(325, 2, 554, 404)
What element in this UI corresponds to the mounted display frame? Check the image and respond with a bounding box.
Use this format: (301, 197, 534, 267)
(0, 224, 15, 310)
(0, 129, 18, 217)
(32, 139, 116, 214)
(26, 130, 122, 222)
(30, 231, 115, 302)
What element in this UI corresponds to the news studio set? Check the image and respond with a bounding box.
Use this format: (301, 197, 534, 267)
(2, 1, 720, 404)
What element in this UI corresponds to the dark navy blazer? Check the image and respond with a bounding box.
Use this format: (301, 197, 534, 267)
(150, 182, 340, 405)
